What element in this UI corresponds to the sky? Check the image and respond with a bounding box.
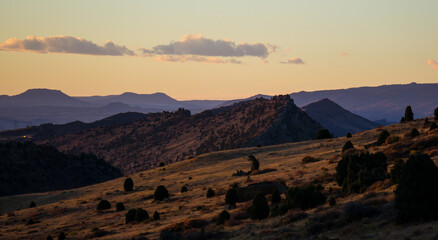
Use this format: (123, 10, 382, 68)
(0, 0, 437, 100)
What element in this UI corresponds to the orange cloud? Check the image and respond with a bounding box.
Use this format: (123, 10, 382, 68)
(339, 52, 350, 56)
(427, 59, 438, 69)
(155, 55, 241, 64)
(280, 57, 305, 64)
(140, 34, 274, 59)
(0, 35, 135, 56)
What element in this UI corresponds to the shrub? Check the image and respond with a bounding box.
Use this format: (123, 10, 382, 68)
(342, 141, 354, 153)
(343, 201, 378, 222)
(435, 107, 438, 120)
(404, 106, 414, 121)
(116, 202, 125, 211)
(249, 193, 270, 220)
(153, 211, 160, 220)
(271, 189, 281, 204)
(386, 136, 400, 144)
(29, 201, 36, 208)
(225, 188, 238, 205)
(159, 162, 165, 167)
(181, 186, 188, 193)
(329, 196, 336, 206)
(247, 155, 259, 172)
(409, 128, 420, 137)
(346, 132, 352, 138)
(316, 129, 332, 140)
(126, 208, 149, 223)
(400, 117, 405, 123)
(395, 153, 438, 223)
(301, 156, 318, 164)
(216, 210, 231, 225)
(96, 200, 111, 210)
(206, 188, 215, 198)
(58, 232, 66, 240)
(154, 185, 169, 201)
(123, 178, 134, 192)
(424, 118, 429, 126)
(335, 152, 387, 194)
(376, 130, 390, 145)
(431, 122, 437, 131)
(286, 184, 326, 210)
(270, 201, 289, 217)
(390, 159, 405, 184)
(46, 236, 53, 240)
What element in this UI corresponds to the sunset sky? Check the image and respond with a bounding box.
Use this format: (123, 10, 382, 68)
(1, 0, 437, 100)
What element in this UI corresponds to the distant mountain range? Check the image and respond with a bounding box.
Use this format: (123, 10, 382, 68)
(302, 98, 381, 137)
(0, 83, 436, 131)
(33, 96, 322, 174)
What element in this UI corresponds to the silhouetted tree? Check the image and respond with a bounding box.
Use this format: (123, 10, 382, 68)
(329, 196, 336, 206)
(154, 185, 169, 201)
(409, 128, 420, 138)
(97, 200, 111, 210)
(400, 117, 405, 123)
(180, 185, 188, 193)
(430, 122, 437, 131)
(206, 188, 215, 198)
(116, 202, 125, 211)
(249, 193, 270, 220)
(225, 188, 238, 205)
(435, 107, 438, 120)
(346, 132, 352, 138)
(123, 178, 134, 192)
(404, 106, 414, 121)
(271, 189, 281, 204)
(376, 130, 390, 146)
(395, 153, 438, 223)
(316, 129, 332, 140)
(342, 141, 354, 153)
(29, 201, 36, 208)
(247, 155, 259, 172)
(390, 159, 405, 184)
(58, 232, 66, 240)
(153, 211, 160, 221)
(216, 210, 231, 225)
(286, 184, 326, 210)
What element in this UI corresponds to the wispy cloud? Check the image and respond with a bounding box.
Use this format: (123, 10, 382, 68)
(339, 51, 350, 56)
(140, 34, 275, 59)
(155, 55, 242, 64)
(0, 35, 135, 56)
(280, 57, 305, 64)
(427, 59, 438, 69)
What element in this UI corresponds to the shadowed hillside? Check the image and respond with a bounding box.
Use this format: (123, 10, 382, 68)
(302, 98, 381, 137)
(41, 95, 322, 174)
(0, 142, 122, 196)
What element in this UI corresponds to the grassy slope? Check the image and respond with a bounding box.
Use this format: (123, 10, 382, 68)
(0, 119, 437, 239)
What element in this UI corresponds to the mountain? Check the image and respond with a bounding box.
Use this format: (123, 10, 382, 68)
(0, 112, 148, 141)
(302, 98, 381, 137)
(0, 141, 122, 196)
(291, 82, 438, 122)
(41, 95, 322, 174)
(76, 92, 180, 108)
(0, 89, 90, 108)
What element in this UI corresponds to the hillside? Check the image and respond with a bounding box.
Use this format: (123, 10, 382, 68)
(41, 95, 322, 174)
(0, 118, 436, 239)
(0, 142, 122, 196)
(0, 112, 148, 142)
(302, 98, 381, 137)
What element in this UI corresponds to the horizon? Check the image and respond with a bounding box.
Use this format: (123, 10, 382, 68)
(1, 81, 432, 101)
(1, 1, 437, 100)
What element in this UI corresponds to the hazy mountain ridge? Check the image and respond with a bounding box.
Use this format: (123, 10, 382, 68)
(40, 96, 322, 174)
(302, 98, 381, 137)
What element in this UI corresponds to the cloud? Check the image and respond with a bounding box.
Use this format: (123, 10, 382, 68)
(427, 59, 438, 69)
(280, 57, 305, 64)
(155, 55, 242, 64)
(140, 34, 273, 59)
(0, 35, 135, 56)
(339, 52, 350, 56)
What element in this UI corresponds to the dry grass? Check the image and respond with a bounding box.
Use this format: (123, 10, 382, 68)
(0, 118, 437, 239)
